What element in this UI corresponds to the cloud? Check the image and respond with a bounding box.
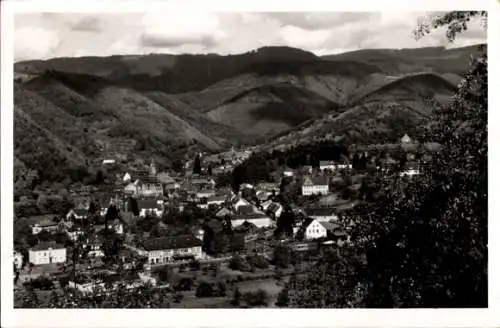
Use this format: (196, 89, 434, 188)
(70, 17, 102, 32)
(263, 12, 380, 30)
(13, 12, 487, 61)
(140, 33, 217, 49)
(15, 26, 61, 61)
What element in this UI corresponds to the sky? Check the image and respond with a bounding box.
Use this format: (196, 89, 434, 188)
(14, 12, 487, 61)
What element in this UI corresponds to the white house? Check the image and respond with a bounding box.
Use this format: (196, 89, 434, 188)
(29, 242, 67, 265)
(132, 235, 204, 265)
(14, 251, 23, 270)
(302, 176, 329, 196)
(124, 180, 140, 195)
(401, 134, 412, 144)
(123, 172, 132, 183)
(66, 207, 89, 220)
(304, 219, 328, 240)
(31, 220, 59, 235)
(137, 199, 164, 217)
(102, 159, 116, 165)
(283, 167, 295, 177)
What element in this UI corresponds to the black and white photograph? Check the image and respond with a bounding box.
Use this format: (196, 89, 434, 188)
(0, 1, 496, 326)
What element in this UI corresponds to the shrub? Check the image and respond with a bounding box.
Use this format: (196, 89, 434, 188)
(247, 255, 269, 269)
(243, 289, 269, 307)
(229, 255, 251, 272)
(173, 277, 194, 292)
(195, 281, 215, 298)
(189, 260, 201, 271)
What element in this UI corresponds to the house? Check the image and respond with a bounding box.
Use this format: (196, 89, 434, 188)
(137, 182, 163, 198)
(66, 207, 89, 220)
(191, 178, 216, 190)
(303, 219, 328, 240)
(124, 180, 140, 195)
(302, 176, 329, 196)
(303, 165, 313, 174)
(207, 195, 227, 207)
(216, 207, 233, 218)
(66, 226, 85, 241)
(283, 166, 295, 177)
(231, 213, 274, 229)
(102, 159, 116, 165)
(233, 197, 252, 211)
(401, 134, 412, 144)
(196, 189, 216, 200)
(400, 163, 420, 177)
(14, 251, 23, 270)
(137, 199, 164, 217)
(123, 172, 132, 183)
(132, 235, 204, 264)
(266, 202, 283, 219)
(156, 172, 175, 185)
(319, 161, 352, 171)
(31, 219, 59, 235)
(305, 207, 338, 222)
(85, 236, 105, 258)
(29, 241, 67, 265)
(261, 200, 273, 212)
(256, 182, 279, 193)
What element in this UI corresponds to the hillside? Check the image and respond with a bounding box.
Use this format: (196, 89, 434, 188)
(206, 83, 339, 137)
(13, 44, 483, 187)
(14, 71, 240, 183)
(265, 73, 458, 150)
(322, 45, 485, 75)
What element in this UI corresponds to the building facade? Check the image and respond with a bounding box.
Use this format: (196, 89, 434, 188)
(29, 242, 67, 265)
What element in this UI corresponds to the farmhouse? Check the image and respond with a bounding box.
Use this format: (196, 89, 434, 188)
(29, 241, 66, 265)
(303, 219, 328, 240)
(132, 235, 204, 264)
(231, 213, 274, 229)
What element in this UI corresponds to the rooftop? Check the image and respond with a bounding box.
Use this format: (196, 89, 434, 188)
(140, 235, 202, 251)
(31, 241, 65, 251)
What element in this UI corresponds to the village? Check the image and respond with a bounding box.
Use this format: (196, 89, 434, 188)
(13, 134, 424, 307)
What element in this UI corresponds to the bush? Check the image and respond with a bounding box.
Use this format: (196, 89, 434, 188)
(195, 281, 215, 298)
(26, 276, 54, 290)
(228, 255, 251, 272)
(243, 289, 269, 307)
(173, 277, 194, 291)
(246, 255, 269, 269)
(189, 260, 201, 271)
(173, 292, 184, 303)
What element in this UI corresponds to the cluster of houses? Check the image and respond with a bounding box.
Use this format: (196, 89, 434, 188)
(15, 134, 425, 294)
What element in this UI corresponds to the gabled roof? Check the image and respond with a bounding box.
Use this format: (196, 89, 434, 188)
(207, 195, 226, 203)
(236, 204, 255, 215)
(303, 175, 328, 186)
(305, 207, 336, 217)
(140, 235, 202, 251)
(73, 208, 89, 217)
(319, 221, 340, 232)
(137, 199, 163, 210)
(31, 241, 65, 251)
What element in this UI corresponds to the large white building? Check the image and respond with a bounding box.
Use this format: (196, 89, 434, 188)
(131, 235, 204, 265)
(29, 241, 67, 265)
(137, 199, 164, 217)
(302, 176, 329, 196)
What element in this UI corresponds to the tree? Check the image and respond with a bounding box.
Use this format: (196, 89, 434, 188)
(276, 285, 290, 307)
(193, 154, 202, 175)
(273, 245, 291, 268)
(231, 287, 242, 306)
(196, 281, 215, 298)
